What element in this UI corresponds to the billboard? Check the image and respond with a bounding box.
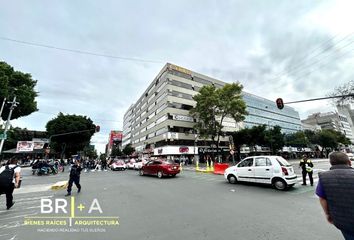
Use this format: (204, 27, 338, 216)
(109, 131, 123, 146)
(16, 141, 34, 152)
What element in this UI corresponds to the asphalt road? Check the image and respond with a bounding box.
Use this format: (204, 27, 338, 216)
(0, 161, 343, 240)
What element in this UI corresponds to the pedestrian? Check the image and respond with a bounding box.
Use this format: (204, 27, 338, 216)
(101, 158, 107, 171)
(94, 160, 102, 171)
(65, 159, 82, 196)
(316, 152, 354, 239)
(84, 159, 90, 172)
(299, 154, 314, 186)
(0, 158, 21, 210)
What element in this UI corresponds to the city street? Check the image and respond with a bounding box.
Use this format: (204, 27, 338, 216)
(0, 160, 342, 240)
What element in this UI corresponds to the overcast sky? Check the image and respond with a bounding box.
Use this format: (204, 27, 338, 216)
(1, 0, 354, 154)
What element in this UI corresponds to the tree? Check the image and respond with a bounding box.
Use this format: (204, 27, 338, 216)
(315, 129, 350, 156)
(232, 128, 251, 161)
(46, 113, 96, 157)
(122, 144, 135, 156)
(83, 145, 98, 159)
(248, 125, 267, 149)
(111, 147, 122, 157)
(99, 153, 107, 161)
(329, 80, 354, 105)
(190, 83, 248, 160)
(264, 126, 284, 154)
(0, 61, 38, 120)
(284, 131, 309, 148)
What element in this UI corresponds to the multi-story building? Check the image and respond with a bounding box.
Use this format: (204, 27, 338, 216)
(302, 111, 354, 143)
(122, 63, 302, 159)
(337, 105, 354, 139)
(122, 105, 134, 148)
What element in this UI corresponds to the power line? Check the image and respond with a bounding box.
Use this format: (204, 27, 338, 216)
(271, 33, 341, 78)
(271, 32, 354, 80)
(0, 36, 163, 64)
(284, 94, 354, 104)
(289, 46, 354, 83)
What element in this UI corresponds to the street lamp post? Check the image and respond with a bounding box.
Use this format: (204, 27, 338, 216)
(0, 97, 6, 120)
(0, 96, 19, 154)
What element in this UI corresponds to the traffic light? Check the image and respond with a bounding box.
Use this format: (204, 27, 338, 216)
(276, 98, 284, 110)
(95, 125, 100, 132)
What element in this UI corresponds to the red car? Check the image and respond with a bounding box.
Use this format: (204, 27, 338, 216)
(139, 160, 180, 178)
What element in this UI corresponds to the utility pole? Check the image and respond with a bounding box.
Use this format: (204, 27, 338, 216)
(0, 97, 6, 128)
(0, 96, 19, 154)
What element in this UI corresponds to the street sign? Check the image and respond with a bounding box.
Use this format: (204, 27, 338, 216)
(0, 133, 7, 140)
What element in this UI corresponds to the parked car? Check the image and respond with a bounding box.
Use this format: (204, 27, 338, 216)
(224, 156, 297, 190)
(110, 160, 126, 171)
(127, 159, 136, 169)
(133, 159, 148, 170)
(139, 160, 180, 178)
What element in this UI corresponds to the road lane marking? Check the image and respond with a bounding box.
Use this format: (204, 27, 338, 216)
(0, 212, 37, 221)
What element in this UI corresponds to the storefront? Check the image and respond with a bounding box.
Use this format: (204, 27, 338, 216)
(198, 147, 231, 163)
(153, 146, 198, 163)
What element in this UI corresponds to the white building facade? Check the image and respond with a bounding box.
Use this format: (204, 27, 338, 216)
(122, 63, 302, 158)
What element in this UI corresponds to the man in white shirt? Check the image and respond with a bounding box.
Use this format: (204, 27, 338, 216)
(0, 158, 21, 210)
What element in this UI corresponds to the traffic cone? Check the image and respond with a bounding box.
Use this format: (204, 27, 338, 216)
(210, 161, 214, 172)
(196, 161, 200, 171)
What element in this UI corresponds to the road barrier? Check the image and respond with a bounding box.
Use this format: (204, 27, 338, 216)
(213, 163, 229, 175)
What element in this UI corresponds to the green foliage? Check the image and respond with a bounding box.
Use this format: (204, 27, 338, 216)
(111, 146, 122, 157)
(284, 131, 309, 148)
(0, 61, 38, 120)
(190, 82, 247, 146)
(233, 126, 350, 157)
(99, 153, 107, 161)
(232, 125, 284, 155)
(83, 145, 98, 159)
(122, 144, 135, 156)
(317, 129, 350, 150)
(265, 126, 284, 154)
(46, 113, 96, 156)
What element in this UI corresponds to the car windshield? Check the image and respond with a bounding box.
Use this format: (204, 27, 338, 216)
(275, 157, 292, 167)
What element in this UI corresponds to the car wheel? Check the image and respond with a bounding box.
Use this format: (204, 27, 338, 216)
(273, 179, 287, 191)
(227, 174, 238, 184)
(157, 171, 163, 179)
(139, 169, 144, 176)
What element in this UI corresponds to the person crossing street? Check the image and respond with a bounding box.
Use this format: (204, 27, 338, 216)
(0, 159, 21, 210)
(299, 154, 314, 186)
(65, 159, 82, 196)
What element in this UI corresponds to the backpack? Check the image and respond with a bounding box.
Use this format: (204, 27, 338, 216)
(0, 165, 18, 188)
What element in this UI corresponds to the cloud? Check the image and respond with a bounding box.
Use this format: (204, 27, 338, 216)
(1, 0, 354, 153)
